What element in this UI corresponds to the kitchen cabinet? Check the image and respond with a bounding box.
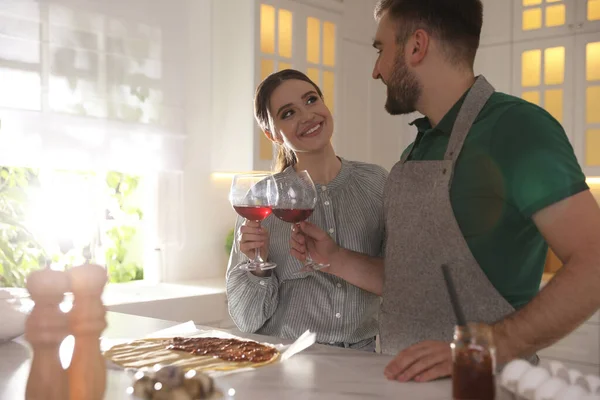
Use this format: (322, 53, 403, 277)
(211, 0, 342, 173)
(513, 0, 576, 41)
(477, 0, 600, 177)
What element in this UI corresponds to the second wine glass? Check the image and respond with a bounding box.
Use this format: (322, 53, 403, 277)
(272, 170, 330, 272)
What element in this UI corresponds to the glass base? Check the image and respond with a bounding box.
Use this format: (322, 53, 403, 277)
(296, 260, 330, 274)
(237, 260, 277, 272)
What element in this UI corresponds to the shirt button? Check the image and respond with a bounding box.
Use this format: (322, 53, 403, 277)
(335, 312, 341, 318)
(324, 201, 330, 206)
(336, 283, 341, 288)
(329, 228, 334, 234)
(259, 280, 266, 286)
(321, 186, 327, 191)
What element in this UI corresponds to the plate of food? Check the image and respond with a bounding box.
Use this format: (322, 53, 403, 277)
(101, 322, 315, 376)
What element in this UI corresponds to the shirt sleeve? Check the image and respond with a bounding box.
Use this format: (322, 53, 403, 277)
(225, 215, 280, 333)
(491, 103, 589, 218)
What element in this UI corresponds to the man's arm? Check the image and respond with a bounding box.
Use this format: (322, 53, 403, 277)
(290, 221, 385, 295)
(493, 189, 600, 363)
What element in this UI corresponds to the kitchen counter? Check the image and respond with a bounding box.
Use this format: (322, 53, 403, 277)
(0, 312, 452, 400)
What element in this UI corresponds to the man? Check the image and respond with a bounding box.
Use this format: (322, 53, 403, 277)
(290, 0, 600, 383)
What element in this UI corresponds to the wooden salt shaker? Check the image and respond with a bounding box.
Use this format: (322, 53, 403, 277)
(67, 263, 108, 400)
(24, 267, 70, 400)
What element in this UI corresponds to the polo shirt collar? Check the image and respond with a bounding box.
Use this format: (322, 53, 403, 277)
(408, 87, 471, 135)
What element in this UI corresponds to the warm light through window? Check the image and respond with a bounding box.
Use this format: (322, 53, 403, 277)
(522, 91, 541, 105)
(587, 42, 600, 82)
(544, 89, 563, 122)
(307, 17, 320, 64)
(307, 67, 320, 86)
(523, 8, 543, 30)
(586, 129, 600, 166)
(522, 50, 542, 87)
(323, 22, 336, 67)
(278, 9, 292, 58)
(587, 87, 600, 124)
(260, 4, 275, 54)
(260, 58, 274, 81)
(589, 0, 600, 21)
(544, 46, 565, 85)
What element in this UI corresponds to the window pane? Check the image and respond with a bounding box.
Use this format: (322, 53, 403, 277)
(323, 21, 336, 67)
(544, 46, 565, 85)
(544, 89, 563, 122)
(323, 71, 335, 114)
(0, 68, 41, 110)
(523, 8, 542, 30)
(587, 42, 600, 82)
(522, 49, 542, 87)
(587, 86, 600, 124)
(260, 58, 274, 81)
(307, 67, 320, 86)
(586, 129, 600, 166)
(522, 91, 541, 105)
(260, 4, 275, 54)
(545, 4, 566, 27)
(279, 61, 292, 71)
(306, 17, 320, 64)
(589, 0, 600, 21)
(523, 0, 542, 5)
(278, 9, 292, 58)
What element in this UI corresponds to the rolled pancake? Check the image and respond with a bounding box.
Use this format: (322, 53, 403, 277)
(103, 337, 280, 372)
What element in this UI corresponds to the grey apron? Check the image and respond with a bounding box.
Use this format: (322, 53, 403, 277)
(380, 76, 518, 356)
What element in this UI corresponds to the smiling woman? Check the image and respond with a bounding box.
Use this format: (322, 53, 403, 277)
(225, 68, 389, 350)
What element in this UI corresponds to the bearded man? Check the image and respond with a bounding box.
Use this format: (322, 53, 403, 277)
(290, 0, 600, 384)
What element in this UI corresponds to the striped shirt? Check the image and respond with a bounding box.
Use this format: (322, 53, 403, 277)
(226, 158, 388, 344)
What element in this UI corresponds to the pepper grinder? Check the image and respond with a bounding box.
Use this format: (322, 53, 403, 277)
(67, 263, 108, 400)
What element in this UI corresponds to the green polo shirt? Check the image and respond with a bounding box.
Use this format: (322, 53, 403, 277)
(404, 91, 588, 310)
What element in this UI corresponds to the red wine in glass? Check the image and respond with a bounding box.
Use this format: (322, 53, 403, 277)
(272, 208, 313, 223)
(273, 170, 329, 272)
(233, 205, 272, 221)
(229, 173, 278, 271)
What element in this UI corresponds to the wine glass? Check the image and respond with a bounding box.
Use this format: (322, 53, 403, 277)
(229, 173, 279, 271)
(272, 170, 330, 272)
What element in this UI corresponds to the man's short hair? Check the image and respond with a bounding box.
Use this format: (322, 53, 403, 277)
(374, 0, 483, 67)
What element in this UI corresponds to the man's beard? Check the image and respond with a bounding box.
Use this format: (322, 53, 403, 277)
(384, 52, 422, 115)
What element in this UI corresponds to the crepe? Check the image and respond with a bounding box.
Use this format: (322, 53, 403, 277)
(103, 336, 280, 372)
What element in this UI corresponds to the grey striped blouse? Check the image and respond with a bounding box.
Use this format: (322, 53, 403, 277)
(225, 158, 388, 344)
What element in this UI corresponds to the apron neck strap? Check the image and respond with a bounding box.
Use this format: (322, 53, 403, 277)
(444, 75, 495, 161)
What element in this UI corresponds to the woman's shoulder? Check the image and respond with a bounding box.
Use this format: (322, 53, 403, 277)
(344, 159, 389, 181)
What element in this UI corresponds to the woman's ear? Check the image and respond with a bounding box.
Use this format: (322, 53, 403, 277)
(264, 128, 284, 145)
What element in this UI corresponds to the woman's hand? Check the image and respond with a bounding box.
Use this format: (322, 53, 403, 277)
(238, 220, 270, 260)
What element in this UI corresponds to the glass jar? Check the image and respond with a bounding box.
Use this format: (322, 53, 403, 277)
(451, 322, 496, 400)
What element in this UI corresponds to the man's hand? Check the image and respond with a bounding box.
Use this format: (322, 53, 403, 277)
(289, 221, 340, 266)
(384, 341, 452, 383)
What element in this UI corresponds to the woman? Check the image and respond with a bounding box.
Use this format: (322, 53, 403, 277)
(225, 69, 387, 351)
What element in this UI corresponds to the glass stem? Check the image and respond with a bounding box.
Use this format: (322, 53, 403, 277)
(252, 220, 265, 264)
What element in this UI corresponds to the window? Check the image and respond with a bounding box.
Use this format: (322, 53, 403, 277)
(521, 0, 566, 31)
(585, 42, 600, 166)
(0, 2, 172, 287)
(258, 4, 295, 161)
(305, 17, 336, 114)
(520, 46, 566, 123)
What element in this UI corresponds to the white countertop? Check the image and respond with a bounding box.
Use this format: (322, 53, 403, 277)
(0, 312, 452, 400)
